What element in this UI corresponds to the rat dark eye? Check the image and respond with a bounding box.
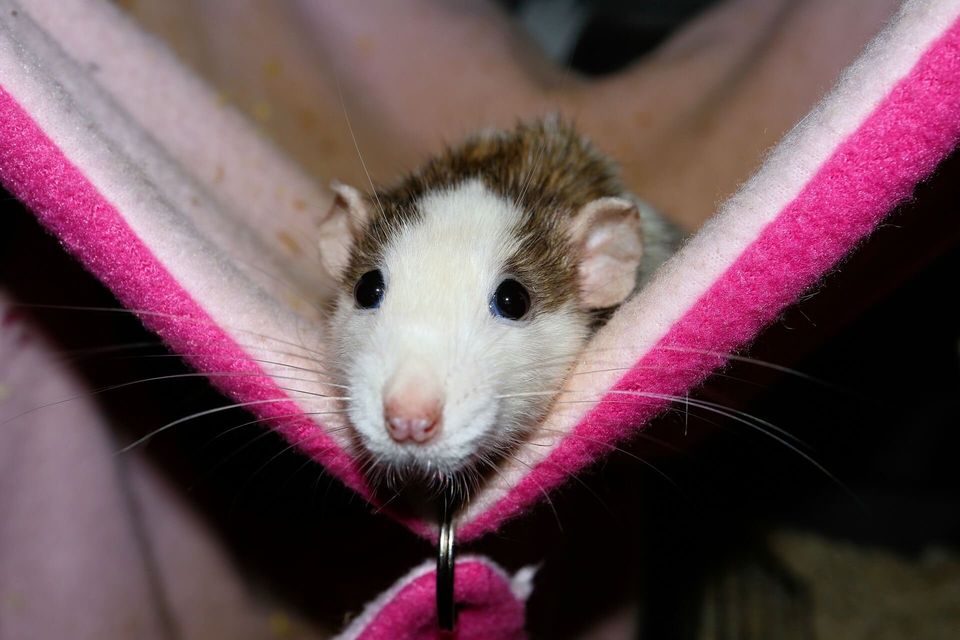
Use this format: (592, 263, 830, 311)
(490, 278, 531, 321)
(354, 269, 386, 309)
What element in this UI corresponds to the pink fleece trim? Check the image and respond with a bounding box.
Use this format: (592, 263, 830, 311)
(0, 86, 371, 498)
(461, 16, 960, 541)
(3, 13, 959, 547)
(347, 559, 526, 640)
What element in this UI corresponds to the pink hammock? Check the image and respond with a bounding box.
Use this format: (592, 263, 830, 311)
(2, 1, 959, 637)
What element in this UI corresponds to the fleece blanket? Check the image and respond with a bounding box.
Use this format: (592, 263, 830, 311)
(1, 0, 958, 636)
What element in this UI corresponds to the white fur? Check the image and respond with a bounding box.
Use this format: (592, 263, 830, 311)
(330, 180, 586, 478)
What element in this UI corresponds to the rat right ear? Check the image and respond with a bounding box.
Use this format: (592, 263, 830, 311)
(317, 181, 370, 278)
(569, 196, 644, 310)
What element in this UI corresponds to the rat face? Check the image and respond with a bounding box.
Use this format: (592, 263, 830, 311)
(320, 119, 650, 490)
(328, 180, 588, 482)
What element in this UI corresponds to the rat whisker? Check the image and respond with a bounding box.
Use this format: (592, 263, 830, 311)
(51, 340, 165, 361)
(231, 433, 346, 506)
(372, 486, 406, 515)
(492, 390, 578, 399)
(549, 389, 808, 450)
(206, 409, 351, 446)
(193, 417, 351, 488)
(534, 426, 681, 492)
(550, 394, 856, 501)
(334, 76, 386, 219)
(226, 253, 327, 317)
(1, 371, 347, 429)
(605, 391, 808, 449)
(486, 435, 618, 519)
(486, 450, 564, 534)
(529, 343, 839, 390)
(567, 365, 768, 389)
(651, 344, 841, 389)
(118, 399, 345, 453)
(15, 303, 326, 358)
(110, 351, 343, 381)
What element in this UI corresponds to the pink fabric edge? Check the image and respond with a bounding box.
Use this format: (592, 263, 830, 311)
(461, 16, 960, 541)
(346, 558, 526, 640)
(2, 14, 958, 546)
(0, 85, 375, 502)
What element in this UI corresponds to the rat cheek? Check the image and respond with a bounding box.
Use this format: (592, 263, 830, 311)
(443, 385, 499, 450)
(344, 354, 390, 445)
(344, 375, 377, 438)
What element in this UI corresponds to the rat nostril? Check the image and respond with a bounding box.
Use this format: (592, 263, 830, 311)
(384, 398, 443, 444)
(410, 416, 440, 443)
(385, 415, 411, 442)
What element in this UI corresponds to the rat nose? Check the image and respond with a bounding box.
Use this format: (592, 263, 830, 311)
(383, 367, 444, 444)
(384, 396, 442, 443)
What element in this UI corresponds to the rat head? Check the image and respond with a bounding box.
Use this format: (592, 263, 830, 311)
(321, 176, 645, 487)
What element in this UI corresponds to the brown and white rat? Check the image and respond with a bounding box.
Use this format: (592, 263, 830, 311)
(319, 118, 678, 490)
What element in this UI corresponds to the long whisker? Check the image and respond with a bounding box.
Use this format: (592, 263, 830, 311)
(197, 418, 351, 487)
(478, 451, 564, 534)
(535, 426, 681, 491)
(566, 365, 771, 389)
(651, 345, 842, 390)
(1, 370, 347, 429)
(527, 343, 839, 390)
(231, 432, 346, 506)
(489, 435, 618, 519)
(550, 393, 804, 450)
(117, 353, 344, 384)
(118, 398, 343, 453)
(227, 253, 326, 317)
(54, 341, 164, 361)
(15, 303, 325, 358)
(605, 390, 808, 449)
(334, 76, 385, 218)
(372, 486, 406, 515)
(549, 392, 858, 503)
(206, 409, 351, 446)
(497, 385, 807, 451)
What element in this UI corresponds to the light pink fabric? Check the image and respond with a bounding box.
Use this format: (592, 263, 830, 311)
(0, 84, 373, 500)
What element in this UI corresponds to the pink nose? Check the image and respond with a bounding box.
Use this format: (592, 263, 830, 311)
(384, 396, 442, 443)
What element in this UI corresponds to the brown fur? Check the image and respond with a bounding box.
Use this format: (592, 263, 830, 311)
(343, 118, 625, 312)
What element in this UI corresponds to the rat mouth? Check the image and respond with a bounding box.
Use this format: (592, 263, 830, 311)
(355, 436, 496, 504)
(346, 390, 506, 499)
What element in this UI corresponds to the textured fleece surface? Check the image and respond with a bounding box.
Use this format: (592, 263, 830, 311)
(336, 558, 529, 640)
(0, 293, 304, 639)
(1, 0, 959, 636)
(0, 0, 374, 502)
(3, 0, 957, 544)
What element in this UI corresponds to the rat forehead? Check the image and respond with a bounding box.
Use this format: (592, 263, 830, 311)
(343, 178, 581, 312)
(379, 179, 522, 283)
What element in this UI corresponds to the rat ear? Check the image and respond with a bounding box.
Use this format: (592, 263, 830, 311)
(569, 197, 644, 309)
(318, 181, 370, 278)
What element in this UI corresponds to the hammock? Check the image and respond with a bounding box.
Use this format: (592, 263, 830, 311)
(2, 0, 958, 637)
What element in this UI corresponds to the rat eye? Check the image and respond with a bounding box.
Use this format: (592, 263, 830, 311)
(490, 278, 531, 321)
(354, 269, 385, 309)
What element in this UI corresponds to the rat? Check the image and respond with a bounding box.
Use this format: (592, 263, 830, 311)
(319, 118, 679, 492)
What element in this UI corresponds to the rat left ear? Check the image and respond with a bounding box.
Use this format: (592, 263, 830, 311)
(569, 197, 644, 309)
(318, 181, 370, 278)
